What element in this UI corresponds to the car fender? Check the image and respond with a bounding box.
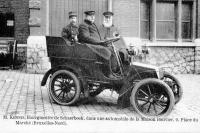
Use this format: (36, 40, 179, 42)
(40, 65, 86, 87)
(41, 68, 53, 86)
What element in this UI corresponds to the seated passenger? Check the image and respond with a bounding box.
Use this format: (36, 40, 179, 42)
(78, 10, 119, 76)
(99, 11, 120, 39)
(99, 11, 129, 64)
(78, 10, 103, 45)
(61, 11, 79, 43)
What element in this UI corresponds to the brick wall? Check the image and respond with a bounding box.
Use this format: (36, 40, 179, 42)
(0, 0, 9, 8)
(11, 0, 29, 44)
(0, 0, 29, 67)
(113, 0, 139, 37)
(0, 0, 29, 44)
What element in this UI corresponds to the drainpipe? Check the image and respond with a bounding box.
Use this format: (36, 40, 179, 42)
(108, 0, 112, 12)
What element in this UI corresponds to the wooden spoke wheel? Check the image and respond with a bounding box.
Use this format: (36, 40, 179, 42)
(49, 70, 81, 105)
(130, 78, 175, 117)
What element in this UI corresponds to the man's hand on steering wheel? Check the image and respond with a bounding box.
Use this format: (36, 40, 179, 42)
(99, 37, 120, 47)
(98, 41, 109, 47)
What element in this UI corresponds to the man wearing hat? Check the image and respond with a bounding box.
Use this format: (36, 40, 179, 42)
(61, 11, 79, 43)
(78, 10, 113, 103)
(99, 11, 129, 68)
(78, 10, 104, 45)
(79, 11, 113, 60)
(100, 11, 120, 39)
(79, 10, 119, 66)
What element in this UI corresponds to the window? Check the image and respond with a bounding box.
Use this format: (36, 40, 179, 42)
(140, 0, 150, 39)
(182, 2, 192, 40)
(0, 12, 14, 37)
(140, 0, 195, 42)
(156, 2, 176, 40)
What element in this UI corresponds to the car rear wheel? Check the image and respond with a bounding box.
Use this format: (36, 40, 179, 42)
(49, 70, 81, 105)
(130, 78, 175, 117)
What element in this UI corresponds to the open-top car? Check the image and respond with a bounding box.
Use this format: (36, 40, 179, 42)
(41, 36, 182, 117)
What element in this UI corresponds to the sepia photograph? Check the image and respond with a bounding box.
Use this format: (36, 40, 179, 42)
(0, 0, 199, 132)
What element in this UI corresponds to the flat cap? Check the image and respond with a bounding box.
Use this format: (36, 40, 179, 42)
(69, 11, 77, 18)
(103, 11, 114, 16)
(84, 10, 95, 15)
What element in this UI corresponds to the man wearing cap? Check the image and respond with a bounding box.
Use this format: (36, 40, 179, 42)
(78, 11, 111, 103)
(61, 11, 79, 43)
(78, 10, 112, 60)
(78, 11, 104, 44)
(78, 10, 125, 75)
(100, 11, 129, 67)
(78, 11, 120, 104)
(100, 11, 120, 39)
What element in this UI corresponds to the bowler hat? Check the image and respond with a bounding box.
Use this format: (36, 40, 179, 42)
(103, 11, 114, 16)
(84, 10, 95, 15)
(69, 11, 77, 18)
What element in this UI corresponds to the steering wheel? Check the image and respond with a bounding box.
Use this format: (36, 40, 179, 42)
(102, 37, 120, 46)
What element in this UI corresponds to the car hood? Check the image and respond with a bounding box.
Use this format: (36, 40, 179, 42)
(130, 62, 160, 79)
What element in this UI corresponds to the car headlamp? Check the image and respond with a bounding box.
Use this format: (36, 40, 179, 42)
(155, 67, 164, 79)
(157, 68, 164, 79)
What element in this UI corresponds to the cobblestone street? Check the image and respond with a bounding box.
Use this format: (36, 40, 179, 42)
(0, 70, 199, 119)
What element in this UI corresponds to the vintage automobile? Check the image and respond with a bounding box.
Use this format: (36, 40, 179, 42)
(41, 36, 182, 117)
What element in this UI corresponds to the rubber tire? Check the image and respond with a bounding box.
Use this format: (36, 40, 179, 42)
(162, 71, 183, 104)
(49, 70, 81, 106)
(130, 78, 175, 117)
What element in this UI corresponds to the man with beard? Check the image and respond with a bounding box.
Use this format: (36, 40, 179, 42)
(99, 11, 130, 72)
(100, 11, 120, 39)
(61, 11, 79, 43)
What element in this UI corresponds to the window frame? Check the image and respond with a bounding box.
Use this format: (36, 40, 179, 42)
(156, 1, 177, 41)
(140, 0, 196, 42)
(140, 0, 151, 40)
(181, 1, 193, 41)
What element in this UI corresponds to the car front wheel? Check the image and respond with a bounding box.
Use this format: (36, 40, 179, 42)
(130, 78, 175, 117)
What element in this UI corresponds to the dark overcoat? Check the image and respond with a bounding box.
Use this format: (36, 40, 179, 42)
(78, 19, 102, 44)
(78, 19, 111, 60)
(61, 23, 79, 42)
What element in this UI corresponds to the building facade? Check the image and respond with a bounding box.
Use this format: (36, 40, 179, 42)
(0, 0, 29, 43)
(0, 0, 200, 74)
(0, 0, 29, 65)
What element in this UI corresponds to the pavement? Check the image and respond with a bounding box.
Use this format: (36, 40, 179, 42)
(0, 70, 200, 119)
